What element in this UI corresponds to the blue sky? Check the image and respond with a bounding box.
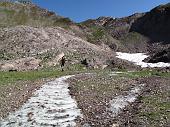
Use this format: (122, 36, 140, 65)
(32, 0, 169, 22)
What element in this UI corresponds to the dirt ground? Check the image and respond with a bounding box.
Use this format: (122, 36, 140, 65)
(68, 73, 141, 127)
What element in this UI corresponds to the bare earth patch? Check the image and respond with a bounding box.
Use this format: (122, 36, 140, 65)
(68, 73, 141, 127)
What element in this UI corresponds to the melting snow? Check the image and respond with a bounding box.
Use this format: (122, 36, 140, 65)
(109, 84, 145, 117)
(0, 75, 82, 127)
(116, 52, 170, 68)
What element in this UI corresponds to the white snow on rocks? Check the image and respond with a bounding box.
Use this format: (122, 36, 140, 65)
(0, 75, 82, 127)
(116, 52, 170, 68)
(109, 84, 145, 117)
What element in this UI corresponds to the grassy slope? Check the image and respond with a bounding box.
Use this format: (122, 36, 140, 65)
(1, 66, 170, 85)
(139, 92, 170, 127)
(0, 64, 86, 85)
(0, 2, 72, 28)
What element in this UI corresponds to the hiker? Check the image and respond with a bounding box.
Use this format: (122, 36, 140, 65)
(60, 56, 66, 71)
(81, 58, 88, 67)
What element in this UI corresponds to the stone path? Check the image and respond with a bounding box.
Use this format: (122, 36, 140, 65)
(0, 75, 82, 127)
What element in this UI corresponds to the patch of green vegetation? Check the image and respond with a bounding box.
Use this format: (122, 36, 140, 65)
(0, 2, 72, 29)
(0, 2, 13, 7)
(92, 28, 105, 39)
(87, 26, 106, 44)
(0, 70, 56, 85)
(0, 8, 15, 15)
(37, 52, 55, 62)
(66, 64, 85, 71)
(120, 32, 144, 43)
(54, 17, 72, 27)
(139, 92, 170, 126)
(115, 70, 170, 78)
(0, 64, 87, 86)
(15, 7, 28, 25)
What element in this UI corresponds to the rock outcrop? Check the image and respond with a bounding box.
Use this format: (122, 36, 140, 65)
(130, 3, 170, 43)
(144, 48, 170, 63)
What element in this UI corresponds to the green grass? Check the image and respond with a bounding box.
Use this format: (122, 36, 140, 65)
(0, 2, 72, 28)
(113, 70, 170, 78)
(0, 67, 169, 86)
(0, 9, 15, 15)
(139, 92, 170, 126)
(0, 69, 60, 85)
(120, 32, 146, 45)
(0, 64, 87, 86)
(87, 26, 106, 44)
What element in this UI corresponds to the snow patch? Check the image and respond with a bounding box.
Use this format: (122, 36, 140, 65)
(0, 75, 82, 127)
(116, 52, 170, 68)
(109, 84, 145, 117)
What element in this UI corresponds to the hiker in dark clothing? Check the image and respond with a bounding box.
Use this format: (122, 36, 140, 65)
(81, 58, 88, 67)
(60, 56, 66, 71)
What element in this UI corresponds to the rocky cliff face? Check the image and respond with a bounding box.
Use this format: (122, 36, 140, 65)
(130, 3, 170, 43)
(129, 3, 170, 63)
(144, 48, 170, 63)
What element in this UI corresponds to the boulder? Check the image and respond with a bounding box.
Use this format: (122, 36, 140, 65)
(0, 63, 17, 71)
(144, 48, 170, 63)
(46, 52, 65, 67)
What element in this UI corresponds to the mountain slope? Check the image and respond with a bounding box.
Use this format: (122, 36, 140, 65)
(0, 1, 170, 70)
(80, 3, 170, 55)
(80, 13, 149, 52)
(0, 26, 116, 70)
(0, 2, 72, 28)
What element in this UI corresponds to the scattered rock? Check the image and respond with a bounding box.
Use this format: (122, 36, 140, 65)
(0, 63, 17, 71)
(112, 123, 119, 127)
